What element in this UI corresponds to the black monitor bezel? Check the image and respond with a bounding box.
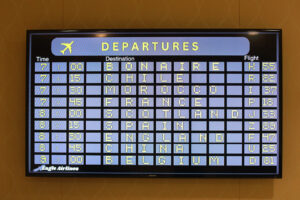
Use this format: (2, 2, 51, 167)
(26, 29, 282, 178)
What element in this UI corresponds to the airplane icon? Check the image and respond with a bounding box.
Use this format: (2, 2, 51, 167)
(33, 165, 45, 172)
(60, 41, 74, 55)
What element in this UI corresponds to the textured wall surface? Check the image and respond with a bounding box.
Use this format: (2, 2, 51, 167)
(0, 0, 298, 199)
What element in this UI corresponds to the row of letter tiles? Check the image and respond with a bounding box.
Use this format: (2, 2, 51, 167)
(34, 154, 277, 166)
(34, 97, 278, 108)
(34, 62, 277, 72)
(34, 86, 278, 97)
(34, 120, 278, 131)
(34, 98, 277, 108)
(34, 74, 277, 84)
(34, 109, 277, 119)
(34, 143, 278, 154)
(34, 132, 277, 143)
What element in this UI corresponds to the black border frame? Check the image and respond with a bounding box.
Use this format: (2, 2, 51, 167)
(26, 29, 282, 178)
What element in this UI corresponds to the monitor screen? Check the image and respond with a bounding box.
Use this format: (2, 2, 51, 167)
(26, 29, 282, 177)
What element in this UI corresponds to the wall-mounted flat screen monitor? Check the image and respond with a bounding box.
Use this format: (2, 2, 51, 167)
(26, 29, 282, 177)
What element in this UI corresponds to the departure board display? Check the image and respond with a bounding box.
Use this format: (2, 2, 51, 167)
(26, 30, 282, 177)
